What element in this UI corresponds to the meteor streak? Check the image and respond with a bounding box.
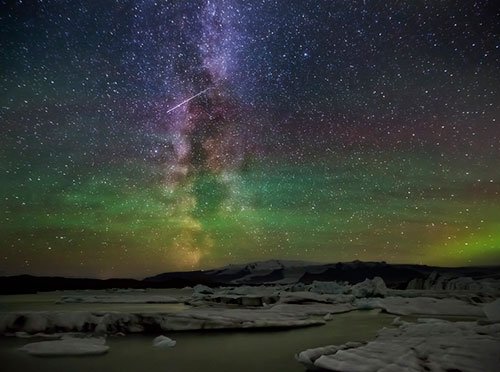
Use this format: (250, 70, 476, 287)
(166, 87, 212, 113)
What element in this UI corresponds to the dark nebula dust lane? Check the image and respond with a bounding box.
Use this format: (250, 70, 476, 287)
(1, 0, 499, 277)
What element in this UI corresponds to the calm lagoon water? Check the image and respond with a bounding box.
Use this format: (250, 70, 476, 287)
(0, 308, 396, 372)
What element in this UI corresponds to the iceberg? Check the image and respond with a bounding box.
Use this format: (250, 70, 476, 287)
(350, 277, 387, 298)
(152, 335, 176, 348)
(19, 336, 109, 356)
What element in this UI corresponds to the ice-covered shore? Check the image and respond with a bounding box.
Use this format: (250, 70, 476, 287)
(2, 277, 497, 335)
(296, 318, 500, 372)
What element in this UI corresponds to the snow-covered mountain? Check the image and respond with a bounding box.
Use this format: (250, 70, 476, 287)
(4, 260, 500, 294)
(144, 259, 500, 288)
(203, 259, 326, 284)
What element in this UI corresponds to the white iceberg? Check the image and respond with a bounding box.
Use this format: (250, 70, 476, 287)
(19, 337, 109, 356)
(193, 284, 214, 294)
(350, 277, 387, 298)
(152, 335, 176, 348)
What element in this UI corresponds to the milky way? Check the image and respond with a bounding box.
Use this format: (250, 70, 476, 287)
(1, 0, 499, 277)
(158, 0, 251, 268)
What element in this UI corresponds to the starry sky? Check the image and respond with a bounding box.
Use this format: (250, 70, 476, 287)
(1, 0, 499, 278)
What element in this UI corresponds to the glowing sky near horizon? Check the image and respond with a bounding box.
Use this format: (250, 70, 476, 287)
(1, 0, 499, 278)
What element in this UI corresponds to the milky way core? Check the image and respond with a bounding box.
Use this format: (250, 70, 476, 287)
(1, 0, 499, 277)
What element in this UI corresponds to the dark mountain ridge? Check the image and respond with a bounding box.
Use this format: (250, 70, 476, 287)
(2, 260, 499, 294)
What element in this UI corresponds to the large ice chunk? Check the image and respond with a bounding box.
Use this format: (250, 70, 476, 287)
(351, 277, 387, 298)
(152, 335, 176, 348)
(19, 337, 109, 356)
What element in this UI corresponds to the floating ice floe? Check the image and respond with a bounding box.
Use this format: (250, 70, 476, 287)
(0, 307, 324, 334)
(296, 319, 500, 372)
(152, 335, 176, 348)
(323, 313, 333, 321)
(19, 336, 109, 357)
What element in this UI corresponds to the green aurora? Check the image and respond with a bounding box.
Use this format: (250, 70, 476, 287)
(2, 150, 499, 277)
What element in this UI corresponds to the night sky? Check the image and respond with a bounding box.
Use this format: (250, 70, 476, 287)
(1, 0, 499, 278)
